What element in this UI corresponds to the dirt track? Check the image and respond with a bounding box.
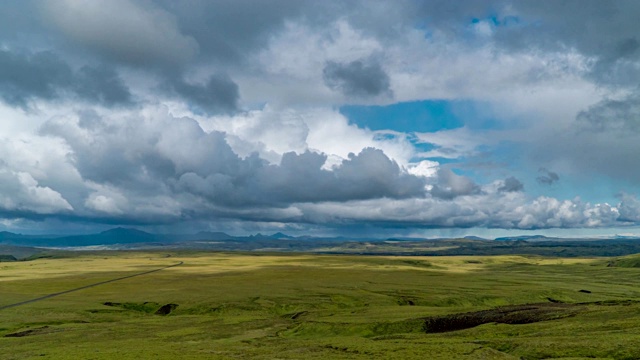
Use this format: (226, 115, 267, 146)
(0, 261, 183, 311)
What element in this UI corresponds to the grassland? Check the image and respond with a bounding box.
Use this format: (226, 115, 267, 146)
(2, 252, 640, 359)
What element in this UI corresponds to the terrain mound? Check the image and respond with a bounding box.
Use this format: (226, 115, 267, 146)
(422, 302, 582, 333)
(102, 301, 178, 315)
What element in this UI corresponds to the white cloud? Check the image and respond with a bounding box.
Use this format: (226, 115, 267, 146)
(41, 0, 198, 65)
(0, 170, 72, 214)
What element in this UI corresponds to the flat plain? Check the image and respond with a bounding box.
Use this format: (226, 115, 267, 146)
(2, 251, 640, 359)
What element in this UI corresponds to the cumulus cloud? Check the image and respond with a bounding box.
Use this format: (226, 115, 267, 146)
(177, 148, 425, 207)
(41, 0, 198, 66)
(0, 50, 131, 108)
(166, 74, 240, 114)
(576, 93, 640, 133)
(296, 193, 625, 230)
(323, 59, 392, 98)
(0, 170, 72, 215)
(536, 168, 560, 185)
(498, 177, 524, 192)
(616, 193, 640, 222)
(0, 104, 632, 231)
(36, 108, 425, 220)
(430, 168, 481, 199)
(154, 0, 313, 64)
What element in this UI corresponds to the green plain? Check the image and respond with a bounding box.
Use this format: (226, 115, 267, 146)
(2, 252, 640, 359)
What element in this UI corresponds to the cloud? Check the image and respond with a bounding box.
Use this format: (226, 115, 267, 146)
(154, 0, 313, 64)
(37, 108, 425, 220)
(196, 106, 416, 167)
(177, 147, 426, 207)
(0, 49, 132, 108)
(1, 0, 640, 234)
(323, 59, 392, 98)
(529, 91, 640, 185)
(296, 192, 624, 230)
(576, 93, 640, 133)
(166, 74, 240, 114)
(536, 168, 560, 185)
(41, 0, 198, 66)
(430, 168, 481, 199)
(617, 193, 640, 222)
(74, 65, 133, 106)
(499, 176, 524, 192)
(0, 170, 73, 215)
(0, 104, 633, 231)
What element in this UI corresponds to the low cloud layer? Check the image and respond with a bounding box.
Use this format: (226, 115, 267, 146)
(30, 108, 426, 222)
(0, 107, 631, 232)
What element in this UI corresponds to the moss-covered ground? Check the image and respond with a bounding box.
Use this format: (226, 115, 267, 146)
(2, 252, 640, 359)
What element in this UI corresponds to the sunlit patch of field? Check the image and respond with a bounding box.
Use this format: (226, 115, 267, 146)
(0, 253, 603, 281)
(1, 251, 640, 359)
(0, 253, 178, 282)
(311, 245, 460, 253)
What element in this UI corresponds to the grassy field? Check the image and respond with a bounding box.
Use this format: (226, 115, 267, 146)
(2, 252, 640, 359)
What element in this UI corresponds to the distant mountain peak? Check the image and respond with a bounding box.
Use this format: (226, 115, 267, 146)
(494, 235, 548, 241)
(463, 236, 486, 240)
(193, 231, 234, 240)
(270, 232, 294, 239)
(100, 227, 151, 236)
(99, 227, 154, 238)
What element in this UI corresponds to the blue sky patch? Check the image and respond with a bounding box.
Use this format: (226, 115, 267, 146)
(340, 100, 502, 133)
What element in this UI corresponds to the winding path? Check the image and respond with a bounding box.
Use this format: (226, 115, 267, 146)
(0, 261, 183, 311)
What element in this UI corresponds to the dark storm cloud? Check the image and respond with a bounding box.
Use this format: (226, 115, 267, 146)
(176, 147, 426, 207)
(430, 168, 481, 199)
(166, 146, 427, 207)
(73, 65, 133, 106)
(40, 0, 198, 68)
(576, 94, 640, 133)
(498, 177, 524, 192)
(323, 59, 392, 98)
(156, 0, 314, 65)
(483, 1, 640, 85)
(0, 49, 131, 108)
(167, 74, 240, 115)
(536, 168, 559, 185)
(40, 112, 426, 221)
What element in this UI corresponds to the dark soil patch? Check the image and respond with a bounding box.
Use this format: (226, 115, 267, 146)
(584, 299, 640, 306)
(397, 297, 416, 306)
(4, 326, 54, 338)
(401, 260, 432, 268)
(422, 303, 582, 333)
(155, 303, 178, 315)
(289, 311, 308, 320)
(103, 301, 162, 313)
(103, 301, 178, 315)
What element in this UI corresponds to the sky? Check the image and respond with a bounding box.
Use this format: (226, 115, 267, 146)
(1, 0, 640, 238)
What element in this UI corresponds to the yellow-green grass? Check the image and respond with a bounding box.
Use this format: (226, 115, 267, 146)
(1, 252, 640, 359)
